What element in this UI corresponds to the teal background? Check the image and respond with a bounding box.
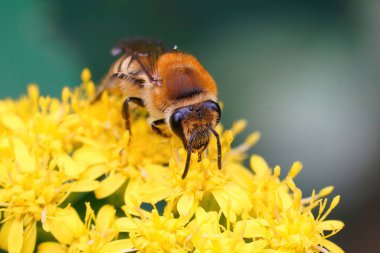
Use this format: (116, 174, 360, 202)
(1, 0, 380, 251)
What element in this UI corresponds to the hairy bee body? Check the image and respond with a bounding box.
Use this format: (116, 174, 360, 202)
(96, 38, 222, 178)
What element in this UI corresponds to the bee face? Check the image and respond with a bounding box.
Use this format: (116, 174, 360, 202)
(170, 100, 221, 150)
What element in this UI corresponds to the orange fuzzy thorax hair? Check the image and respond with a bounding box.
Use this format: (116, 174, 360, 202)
(152, 52, 217, 110)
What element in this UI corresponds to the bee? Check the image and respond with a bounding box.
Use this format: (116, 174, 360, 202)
(94, 38, 221, 179)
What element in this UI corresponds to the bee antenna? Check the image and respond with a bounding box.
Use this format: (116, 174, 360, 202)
(182, 133, 196, 179)
(207, 125, 222, 170)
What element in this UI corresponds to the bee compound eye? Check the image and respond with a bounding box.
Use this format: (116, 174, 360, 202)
(203, 100, 220, 113)
(203, 100, 221, 123)
(169, 110, 185, 140)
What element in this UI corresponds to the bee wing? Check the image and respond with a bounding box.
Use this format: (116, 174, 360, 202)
(112, 38, 166, 80)
(93, 38, 166, 102)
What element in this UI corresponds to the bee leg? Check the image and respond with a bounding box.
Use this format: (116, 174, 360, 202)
(91, 73, 144, 104)
(151, 119, 171, 138)
(122, 97, 145, 135)
(91, 84, 107, 104)
(112, 72, 145, 85)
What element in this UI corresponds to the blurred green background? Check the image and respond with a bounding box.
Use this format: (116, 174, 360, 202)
(1, 0, 380, 251)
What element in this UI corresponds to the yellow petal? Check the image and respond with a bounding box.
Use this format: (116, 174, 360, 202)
(231, 120, 247, 135)
(194, 207, 207, 221)
(250, 155, 269, 176)
(72, 179, 99, 192)
(224, 130, 234, 145)
(95, 173, 126, 199)
(278, 191, 293, 210)
(73, 147, 108, 166)
(245, 131, 261, 146)
(49, 207, 85, 244)
(239, 240, 268, 253)
(236, 220, 269, 238)
(99, 239, 134, 253)
(227, 163, 255, 190)
(288, 161, 302, 178)
(273, 165, 281, 177)
(8, 218, 24, 253)
(56, 154, 81, 178)
(320, 239, 345, 253)
(81, 68, 91, 83)
(37, 242, 67, 253)
(115, 217, 138, 232)
(177, 192, 195, 217)
(21, 223, 36, 253)
(27, 85, 39, 101)
(318, 186, 334, 198)
(96, 205, 116, 232)
(317, 220, 345, 231)
(12, 138, 35, 172)
(79, 164, 106, 181)
(124, 180, 142, 208)
(0, 219, 12, 250)
(138, 180, 174, 204)
(1, 113, 26, 133)
(285, 177, 297, 193)
(213, 182, 251, 216)
(212, 190, 237, 223)
(61, 87, 71, 103)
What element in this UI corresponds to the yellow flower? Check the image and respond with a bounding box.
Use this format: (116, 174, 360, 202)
(106, 203, 194, 253)
(109, 204, 250, 253)
(37, 203, 118, 253)
(68, 69, 173, 199)
(187, 207, 248, 253)
(0, 68, 344, 253)
(123, 122, 259, 223)
(235, 155, 345, 253)
(0, 136, 100, 253)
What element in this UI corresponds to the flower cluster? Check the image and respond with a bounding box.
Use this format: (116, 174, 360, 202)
(0, 69, 344, 253)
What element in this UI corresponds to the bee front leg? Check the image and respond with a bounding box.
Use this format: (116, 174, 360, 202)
(122, 97, 144, 135)
(151, 119, 171, 138)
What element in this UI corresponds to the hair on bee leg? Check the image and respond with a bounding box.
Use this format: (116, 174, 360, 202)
(207, 125, 222, 170)
(122, 97, 145, 137)
(151, 119, 171, 138)
(91, 89, 104, 104)
(122, 98, 132, 133)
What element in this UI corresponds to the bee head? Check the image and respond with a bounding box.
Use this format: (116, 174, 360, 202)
(169, 100, 222, 178)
